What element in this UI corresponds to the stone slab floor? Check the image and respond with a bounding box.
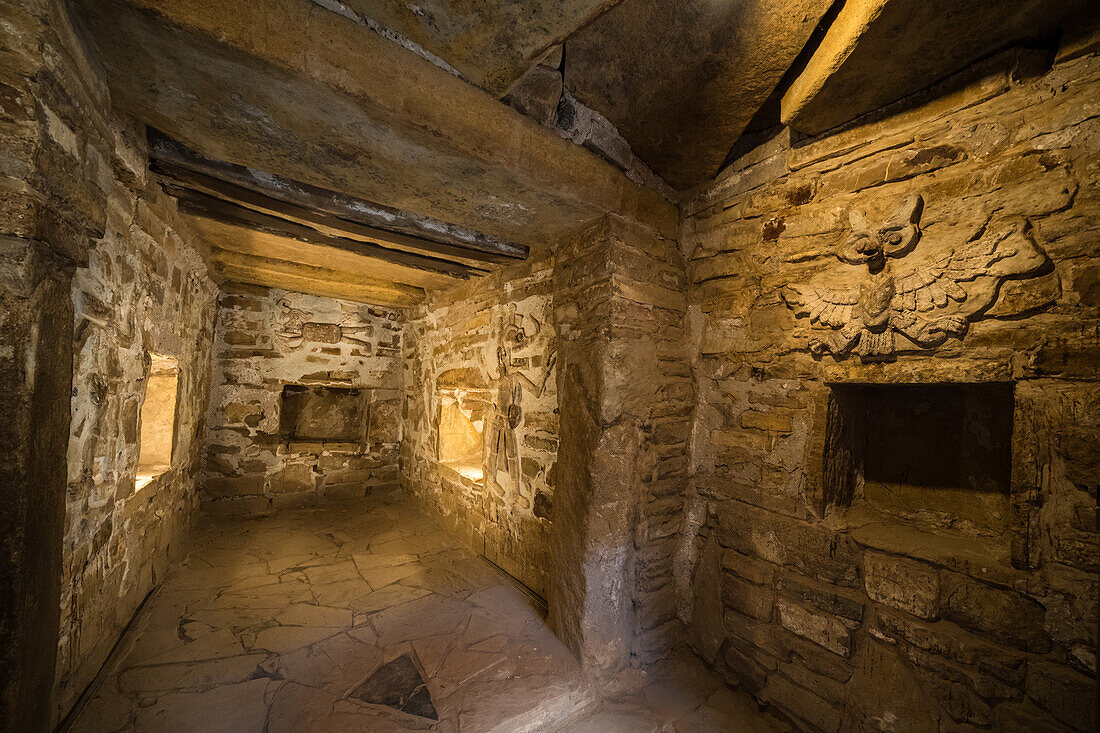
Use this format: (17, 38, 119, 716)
(67, 488, 786, 732)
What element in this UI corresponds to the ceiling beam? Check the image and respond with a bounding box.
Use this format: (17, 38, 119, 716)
(208, 248, 425, 307)
(149, 131, 529, 264)
(779, 0, 1091, 135)
(76, 0, 677, 250)
(157, 163, 503, 270)
(188, 216, 457, 291)
(172, 188, 483, 280)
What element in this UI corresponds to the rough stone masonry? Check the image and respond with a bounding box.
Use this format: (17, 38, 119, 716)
(677, 45, 1099, 732)
(0, 1, 1096, 732)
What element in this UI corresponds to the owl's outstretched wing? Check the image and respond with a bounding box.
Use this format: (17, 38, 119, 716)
(783, 282, 860, 329)
(893, 217, 1031, 313)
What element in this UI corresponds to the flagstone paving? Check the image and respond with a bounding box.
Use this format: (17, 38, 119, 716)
(67, 488, 787, 732)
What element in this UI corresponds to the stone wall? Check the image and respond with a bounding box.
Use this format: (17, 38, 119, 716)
(59, 163, 216, 722)
(1, 0, 220, 725)
(202, 285, 403, 515)
(679, 45, 1098, 732)
(547, 214, 692, 679)
(402, 219, 692, 675)
(401, 254, 558, 596)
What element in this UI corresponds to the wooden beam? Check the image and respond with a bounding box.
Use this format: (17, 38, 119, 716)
(188, 216, 459, 291)
(149, 130, 529, 263)
(208, 248, 425, 307)
(172, 187, 482, 280)
(155, 161, 501, 269)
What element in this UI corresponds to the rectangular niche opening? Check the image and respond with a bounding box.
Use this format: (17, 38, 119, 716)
(825, 382, 1014, 549)
(279, 385, 365, 443)
(437, 388, 488, 485)
(136, 353, 180, 490)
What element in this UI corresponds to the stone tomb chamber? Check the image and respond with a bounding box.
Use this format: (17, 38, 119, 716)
(0, 0, 1096, 731)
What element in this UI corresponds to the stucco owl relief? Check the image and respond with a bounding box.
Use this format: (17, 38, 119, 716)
(782, 194, 1049, 360)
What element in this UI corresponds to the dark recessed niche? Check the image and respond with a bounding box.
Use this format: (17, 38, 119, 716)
(278, 385, 364, 442)
(824, 382, 1014, 537)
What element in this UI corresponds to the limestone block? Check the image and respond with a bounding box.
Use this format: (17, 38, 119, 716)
(864, 552, 940, 620)
(717, 502, 860, 588)
(271, 463, 316, 495)
(721, 549, 778, 587)
(941, 574, 1050, 653)
(778, 574, 864, 623)
(760, 671, 843, 732)
(503, 64, 562, 127)
(204, 475, 265, 498)
(1025, 661, 1098, 732)
(721, 573, 774, 622)
(776, 597, 856, 657)
(872, 607, 1027, 687)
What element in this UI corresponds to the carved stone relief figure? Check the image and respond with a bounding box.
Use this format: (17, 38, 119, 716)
(273, 299, 374, 349)
(485, 306, 555, 509)
(783, 194, 1048, 360)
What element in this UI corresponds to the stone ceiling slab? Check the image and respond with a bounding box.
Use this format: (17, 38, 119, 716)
(781, 0, 1096, 136)
(565, 0, 833, 191)
(337, 0, 622, 95)
(76, 0, 676, 254)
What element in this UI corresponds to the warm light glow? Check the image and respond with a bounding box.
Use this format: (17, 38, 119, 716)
(452, 465, 484, 482)
(437, 390, 486, 484)
(135, 353, 180, 491)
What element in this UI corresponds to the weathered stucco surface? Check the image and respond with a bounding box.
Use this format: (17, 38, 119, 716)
(679, 46, 1099, 732)
(401, 254, 558, 596)
(202, 286, 403, 516)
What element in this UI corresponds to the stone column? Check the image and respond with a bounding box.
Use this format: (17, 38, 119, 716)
(548, 214, 689, 683)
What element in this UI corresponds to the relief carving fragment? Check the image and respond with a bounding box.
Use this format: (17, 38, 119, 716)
(782, 194, 1049, 360)
(485, 306, 556, 510)
(274, 299, 374, 349)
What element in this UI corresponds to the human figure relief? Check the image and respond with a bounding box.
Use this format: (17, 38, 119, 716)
(485, 312, 555, 508)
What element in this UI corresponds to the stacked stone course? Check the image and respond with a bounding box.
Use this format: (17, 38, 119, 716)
(679, 46, 1099, 732)
(0, 1, 220, 724)
(401, 253, 558, 597)
(202, 286, 403, 515)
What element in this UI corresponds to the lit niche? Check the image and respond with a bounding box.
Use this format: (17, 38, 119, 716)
(135, 353, 180, 490)
(435, 368, 489, 484)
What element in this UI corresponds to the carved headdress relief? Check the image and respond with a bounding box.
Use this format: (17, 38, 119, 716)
(782, 194, 1048, 360)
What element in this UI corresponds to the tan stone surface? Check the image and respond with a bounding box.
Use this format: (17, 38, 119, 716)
(336, 0, 618, 96)
(202, 286, 403, 515)
(680, 46, 1100, 732)
(565, 0, 833, 189)
(74, 0, 677, 254)
(402, 252, 559, 597)
(66, 489, 785, 733)
(781, 0, 1095, 135)
(19, 0, 223, 719)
